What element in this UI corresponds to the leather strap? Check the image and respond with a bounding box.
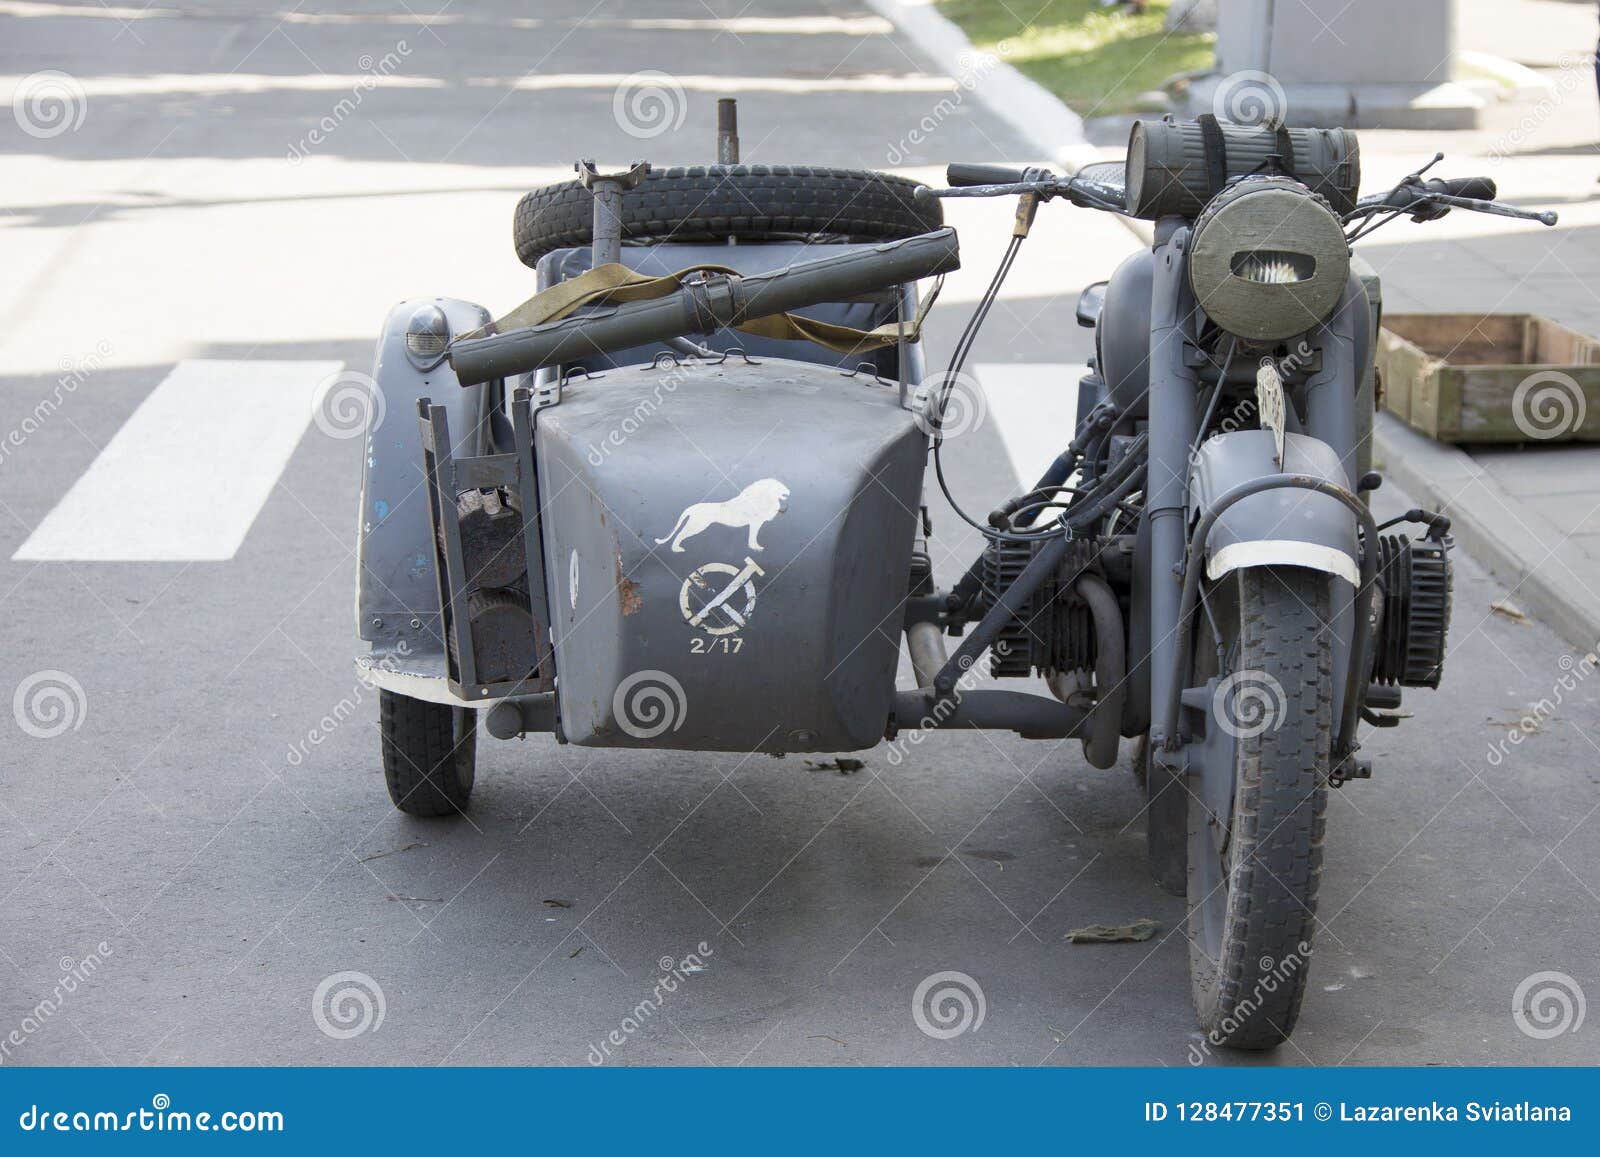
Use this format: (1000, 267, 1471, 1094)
(458, 261, 941, 357)
(1196, 113, 1228, 197)
(1274, 124, 1299, 178)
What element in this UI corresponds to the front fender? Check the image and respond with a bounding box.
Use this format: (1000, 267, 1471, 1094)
(355, 297, 492, 660)
(1188, 430, 1359, 585)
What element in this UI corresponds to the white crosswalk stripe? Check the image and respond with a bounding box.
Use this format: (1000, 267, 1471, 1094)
(14, 358, 1080, 563)
(12, 358, 342, 562)
(974, 362, 1087, 485)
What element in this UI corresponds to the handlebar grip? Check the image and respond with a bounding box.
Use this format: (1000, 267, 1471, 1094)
(1427, 176, 1497, 201)
(946, 162, 1027, 188)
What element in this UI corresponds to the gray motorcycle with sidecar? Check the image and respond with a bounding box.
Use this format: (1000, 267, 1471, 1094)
(354, 104, 1554, 1048)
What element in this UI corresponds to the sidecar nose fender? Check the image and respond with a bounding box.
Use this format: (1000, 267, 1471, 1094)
(1187, 430, 1359, 585)
(356, 297, 492, 656)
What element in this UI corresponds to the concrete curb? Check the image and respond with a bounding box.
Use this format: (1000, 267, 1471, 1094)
(1373, 414, 1600, 649)
(865, 0, 1096, 168)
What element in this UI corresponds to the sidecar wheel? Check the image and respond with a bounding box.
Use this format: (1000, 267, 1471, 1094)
(1186, 566, 1331, 1050)
(512, 165, 942, 267)
(379, 690, 476, 817)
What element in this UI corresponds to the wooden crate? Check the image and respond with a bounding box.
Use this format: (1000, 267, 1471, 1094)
(1377, 313, 1600, 443)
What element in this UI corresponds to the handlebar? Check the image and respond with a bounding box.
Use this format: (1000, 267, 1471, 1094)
(947, 162, 1029, 188)
(1425, 175, 1497, 202)
(1350, 173, 1554, 228)
(1367, 175, 1497, 214)
(930, 160, 1551, 230)
(921, 162, 1127, 215)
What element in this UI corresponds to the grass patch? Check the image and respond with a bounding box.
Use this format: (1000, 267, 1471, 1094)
(936, 0, 1214, 119)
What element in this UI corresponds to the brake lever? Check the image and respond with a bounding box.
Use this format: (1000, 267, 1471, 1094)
(1423, 192, 1558, 226)
(1345, 186, 1558, 238)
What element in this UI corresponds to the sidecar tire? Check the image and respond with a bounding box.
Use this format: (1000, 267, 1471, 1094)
(512, 166, 943, 267)
(379, 690, 476, 817)
(1187, 566, 1331, 1050)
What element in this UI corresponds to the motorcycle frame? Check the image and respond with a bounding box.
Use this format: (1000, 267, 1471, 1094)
(905, 218, 1378, 779)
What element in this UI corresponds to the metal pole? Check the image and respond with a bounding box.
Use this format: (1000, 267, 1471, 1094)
(576, 160, 650, 269)
(1145, 224, 1201, 755)
(716, 98, 740, 164)
(590, 181, 623, 267)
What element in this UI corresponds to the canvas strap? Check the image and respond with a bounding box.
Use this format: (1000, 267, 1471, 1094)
(457, 261, 939, 357)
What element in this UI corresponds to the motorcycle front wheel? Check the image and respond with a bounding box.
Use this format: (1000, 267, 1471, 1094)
(1186, 565, 1332, 1050)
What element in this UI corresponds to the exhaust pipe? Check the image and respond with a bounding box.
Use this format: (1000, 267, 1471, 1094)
(906, 621, 948, 689)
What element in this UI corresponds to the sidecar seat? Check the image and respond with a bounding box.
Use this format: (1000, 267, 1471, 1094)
(535, 242, 917, 381)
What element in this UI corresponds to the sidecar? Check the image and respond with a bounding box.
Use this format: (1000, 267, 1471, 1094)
(354, 113, 972, 815)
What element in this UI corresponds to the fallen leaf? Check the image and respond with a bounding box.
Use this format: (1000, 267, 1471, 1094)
(1490, 599, 1527, 623)
(568, 946, 584, 959)
(543, 898, 572, 909)
(805, 758, 864, 774)
(1066, 918, 1159, 944)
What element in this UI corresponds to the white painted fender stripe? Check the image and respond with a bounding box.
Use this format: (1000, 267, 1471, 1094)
(973, 363, 1087, 487)
(13, 358, 341, 562)
(1207, 540, 1360, 586)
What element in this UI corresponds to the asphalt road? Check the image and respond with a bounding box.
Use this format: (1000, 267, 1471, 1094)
(2, 0, 1598, 1067)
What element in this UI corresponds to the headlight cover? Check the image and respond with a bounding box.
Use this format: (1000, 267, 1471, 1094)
(1189, 177, 1350, 344)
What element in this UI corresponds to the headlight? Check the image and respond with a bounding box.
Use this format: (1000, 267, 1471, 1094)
(404, 303, 450, 367)
(1188, 177, 1350, 344)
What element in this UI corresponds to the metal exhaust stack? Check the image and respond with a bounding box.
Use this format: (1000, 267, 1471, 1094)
(716, 98, 739, 164)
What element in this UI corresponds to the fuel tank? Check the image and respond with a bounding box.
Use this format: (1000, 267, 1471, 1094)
(534, 356, 925, 752)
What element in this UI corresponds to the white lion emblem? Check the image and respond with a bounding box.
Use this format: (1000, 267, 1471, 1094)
(655, 478, 790, 553)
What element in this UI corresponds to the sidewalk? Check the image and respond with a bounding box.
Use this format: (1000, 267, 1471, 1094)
(1358, 0, 1600, 648)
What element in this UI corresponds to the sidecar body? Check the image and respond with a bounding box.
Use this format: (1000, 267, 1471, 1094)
(355, 236, 931, 755)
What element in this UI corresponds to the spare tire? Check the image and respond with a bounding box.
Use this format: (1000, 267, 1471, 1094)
(512, 165, 943, 268)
